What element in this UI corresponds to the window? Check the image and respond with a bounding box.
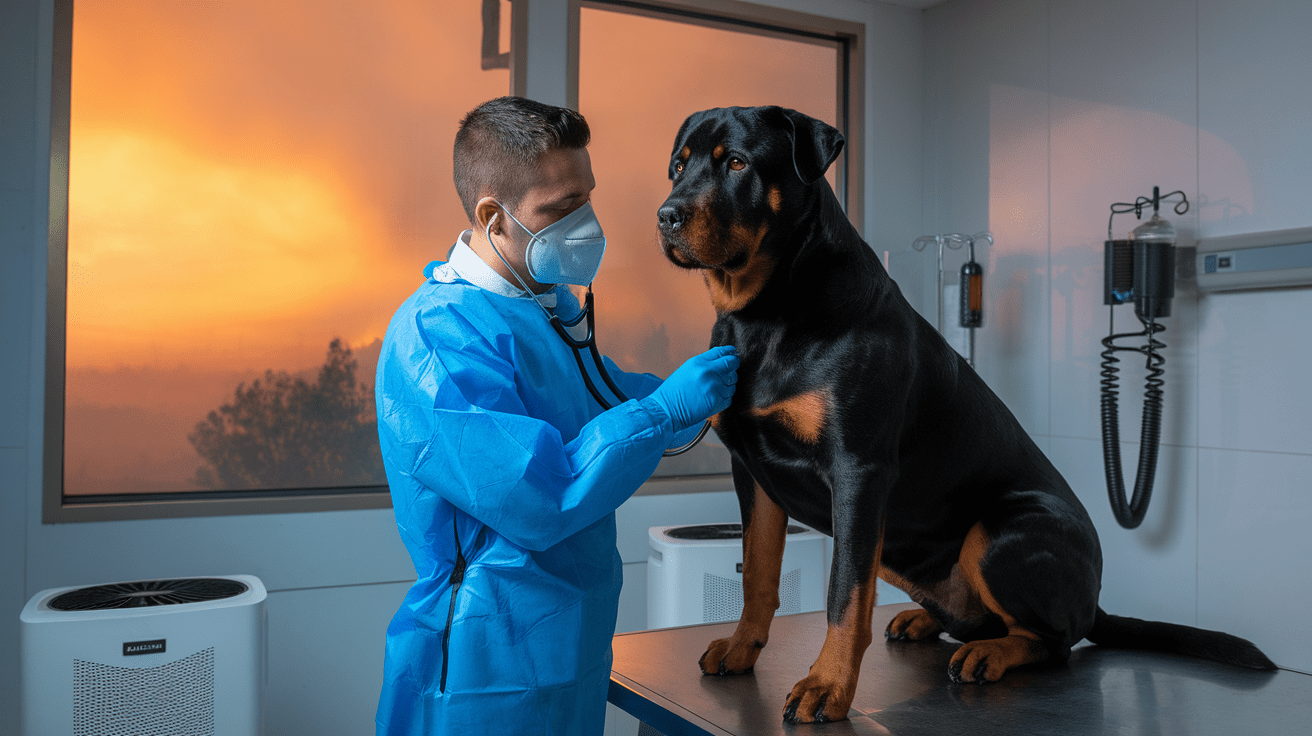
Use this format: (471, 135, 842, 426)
(578, 0, 862, 476)
(45, 0, 861, 519)
(48, 0, 515, 519)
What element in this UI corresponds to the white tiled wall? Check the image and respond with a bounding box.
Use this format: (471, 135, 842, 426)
(1197, 449, 1312, 669)
(1197, 287, 1312, 455)
(924, 0, 1312, 673)
(264, 582, 411, 736)
(922, 0, 1052, 437)
(1199, 0, 1312, 236)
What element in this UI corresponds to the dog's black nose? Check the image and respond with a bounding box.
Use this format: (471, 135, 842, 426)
(657, 204, 683, 231)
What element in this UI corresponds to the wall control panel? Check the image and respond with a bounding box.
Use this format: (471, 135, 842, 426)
(1197, 226, 1312, 292)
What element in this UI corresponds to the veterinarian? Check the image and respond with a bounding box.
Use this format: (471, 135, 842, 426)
(373, 96, 740, 735)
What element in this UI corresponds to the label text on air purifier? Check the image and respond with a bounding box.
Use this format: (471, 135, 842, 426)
(123, 639, 166, 656)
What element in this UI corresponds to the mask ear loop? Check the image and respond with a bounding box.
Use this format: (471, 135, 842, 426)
(486, 208, 598, 349)
(485, 210, 554, 321)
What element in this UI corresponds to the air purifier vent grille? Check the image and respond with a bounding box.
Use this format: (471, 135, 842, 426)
(778, 568, 801, 615)
(51, 578, 248, 611)
(701, 568, 802, 623)
(73, 647, 216, 736)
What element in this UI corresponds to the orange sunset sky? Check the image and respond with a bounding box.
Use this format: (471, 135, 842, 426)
(65, 0, 837, 494)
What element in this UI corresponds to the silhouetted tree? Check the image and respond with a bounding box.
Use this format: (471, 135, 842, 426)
(190, 339, 385, 489)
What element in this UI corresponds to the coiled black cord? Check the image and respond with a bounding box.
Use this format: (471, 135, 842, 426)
(1100, 307, 1166, 529)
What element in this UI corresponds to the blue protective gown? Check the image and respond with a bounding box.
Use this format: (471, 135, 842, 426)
(375, 233, 691, 735)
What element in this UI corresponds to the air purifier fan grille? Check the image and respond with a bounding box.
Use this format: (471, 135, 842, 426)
(74, 647, 215, 736)
(702, 568, 802, 623)
(50, 578, 248, 611)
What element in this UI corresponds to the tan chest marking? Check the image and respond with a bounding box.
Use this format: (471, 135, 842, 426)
(748, 388, 830, 444)
(704, 221, 771, 312)
(704, 255, 773, 312)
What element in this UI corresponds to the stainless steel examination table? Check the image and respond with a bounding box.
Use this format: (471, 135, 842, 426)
(609, 602, 1312, 735)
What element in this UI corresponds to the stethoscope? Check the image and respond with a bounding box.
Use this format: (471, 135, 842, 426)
(486, 214, 710, 457)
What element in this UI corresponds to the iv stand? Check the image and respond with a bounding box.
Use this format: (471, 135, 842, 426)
(912, 231, 991, 367)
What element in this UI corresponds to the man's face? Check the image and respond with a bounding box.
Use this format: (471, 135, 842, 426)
(479, 146, 595, 293)
(510, 146, 596, 234)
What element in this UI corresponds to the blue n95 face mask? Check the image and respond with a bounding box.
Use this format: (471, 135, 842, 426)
(493, 200, 607, 286)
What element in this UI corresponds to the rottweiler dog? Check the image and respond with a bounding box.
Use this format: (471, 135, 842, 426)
(656, 105, 1276, 724)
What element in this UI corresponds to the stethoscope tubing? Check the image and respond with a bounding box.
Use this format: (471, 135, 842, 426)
(485, 213, 710, 457)
(551, 292, 710, 457)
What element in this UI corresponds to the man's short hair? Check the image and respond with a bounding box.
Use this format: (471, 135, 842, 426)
(454, 96, 591, 223)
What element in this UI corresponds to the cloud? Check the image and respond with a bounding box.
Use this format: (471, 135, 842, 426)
(68, 0, 510, 368)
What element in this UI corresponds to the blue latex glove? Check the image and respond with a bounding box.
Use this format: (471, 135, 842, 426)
(650, 345, 740, 432)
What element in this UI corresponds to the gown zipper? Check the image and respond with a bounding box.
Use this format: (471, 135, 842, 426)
(439, 514, 466, 694)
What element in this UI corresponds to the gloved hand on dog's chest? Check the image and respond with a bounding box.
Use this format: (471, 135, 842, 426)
(650, 345, 739, 432)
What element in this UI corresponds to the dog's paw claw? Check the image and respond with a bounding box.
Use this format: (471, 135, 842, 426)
(812, 693, 831, 723)
(699, 635, 763, 676)
(781, 673, 853, 723)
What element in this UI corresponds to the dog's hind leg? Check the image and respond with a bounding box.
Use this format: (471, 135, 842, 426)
(700, 459, 788, 676)
(950, 497, 1101, 683)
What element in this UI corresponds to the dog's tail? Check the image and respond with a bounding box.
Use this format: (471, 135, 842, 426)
(1086, 607, 1277, 670)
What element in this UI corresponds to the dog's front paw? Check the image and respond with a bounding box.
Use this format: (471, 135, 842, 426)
(782, 671, 856, 723)
(699, 633, 764, 676)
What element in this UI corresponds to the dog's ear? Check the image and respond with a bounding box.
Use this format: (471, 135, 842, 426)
(779, 107, 844, 185)
(668, 115, 695, 180)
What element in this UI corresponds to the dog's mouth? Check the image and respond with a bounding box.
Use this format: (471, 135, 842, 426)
(660, 234, 696, 269)
(660, 231, 752, 273)
(660, 232, 714, 270)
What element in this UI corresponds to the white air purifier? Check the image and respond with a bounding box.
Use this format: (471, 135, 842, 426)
(20, 574, 267, 736)
(647, 523, 826, 629)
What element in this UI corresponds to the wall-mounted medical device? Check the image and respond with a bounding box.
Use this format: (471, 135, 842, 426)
(1196, 226, 1312, 293)
(1101, 186, 1187, 530)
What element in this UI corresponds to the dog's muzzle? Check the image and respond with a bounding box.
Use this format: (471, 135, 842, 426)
(657, 202, 700, 268)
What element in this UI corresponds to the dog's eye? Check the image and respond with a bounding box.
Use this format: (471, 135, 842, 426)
(674, 162, 684, 174)
(729, 157, 746, 171)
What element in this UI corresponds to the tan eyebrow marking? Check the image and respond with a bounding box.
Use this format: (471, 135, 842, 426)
(712, 144, 726, 159)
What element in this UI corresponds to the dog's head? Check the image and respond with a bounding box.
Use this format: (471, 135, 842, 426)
(657, 106, 844, 310)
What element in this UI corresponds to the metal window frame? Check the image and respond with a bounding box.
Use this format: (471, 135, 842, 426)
(43, 0, 862, 522)
(568, 0, 865, 230)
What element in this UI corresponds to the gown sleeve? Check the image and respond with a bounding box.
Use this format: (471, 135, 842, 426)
(377, 302, 677, 552)
(598, 356, 707, 450)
